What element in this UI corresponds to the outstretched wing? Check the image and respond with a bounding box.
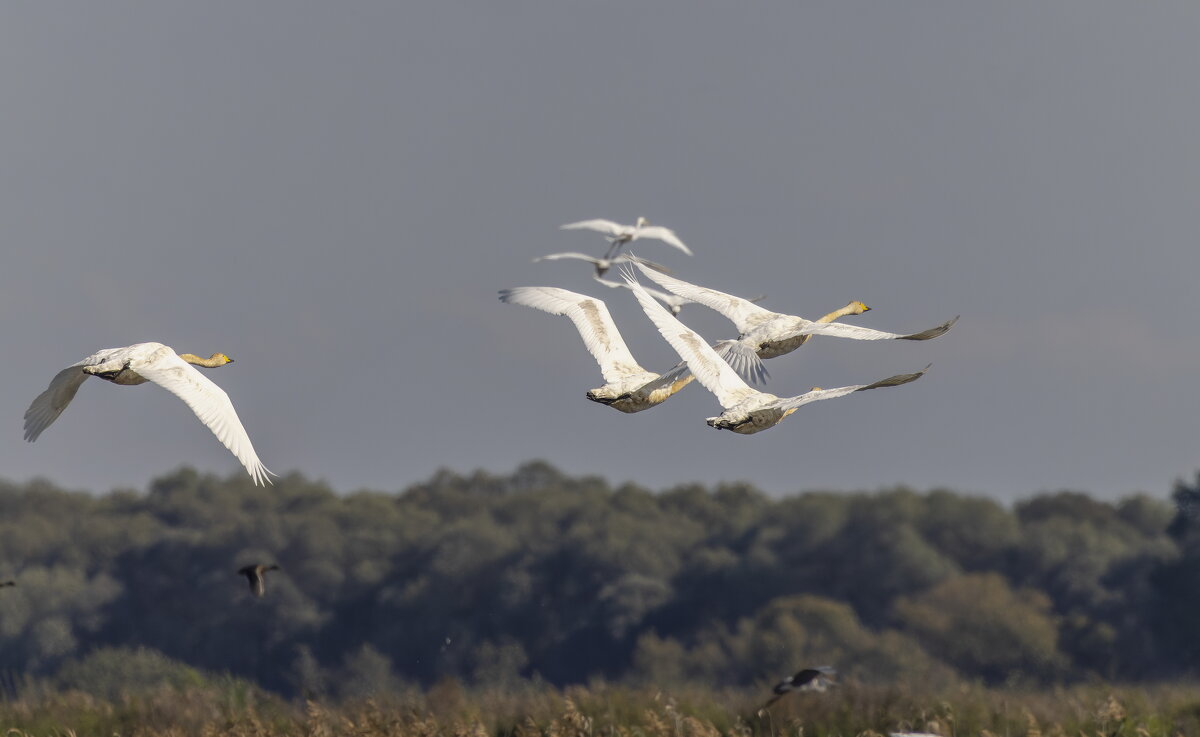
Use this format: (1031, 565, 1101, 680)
(23, 365, 91, 441)
(621, 270, 756, 410)
(593, 275, 688, 310)
(713, 340, 770, 385)
(794, 316, 959, 341)
(635, 262, 774, 334)
(499, 287, 646, 383)
(133, 351, 273, 486)
(635, 225, 693, 256)
(774, 365, 930, 411)
(560, 219, 627, 237)
(533, 252, 602, 265)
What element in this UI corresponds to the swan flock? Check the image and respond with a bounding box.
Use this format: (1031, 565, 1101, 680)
(512, 216, 956, 434)
(20, 212, 956, 486)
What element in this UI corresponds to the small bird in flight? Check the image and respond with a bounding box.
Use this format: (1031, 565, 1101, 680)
(238, 564, 281, 597)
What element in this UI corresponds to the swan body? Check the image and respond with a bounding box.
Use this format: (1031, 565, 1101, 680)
(635, 263, 957, 360)
(533, 252, 670, 278)
(24, 342, 273, 486)
(560, 217, 693, 259)
(499, 287, 694, 413)
(622, 272, 929, 434)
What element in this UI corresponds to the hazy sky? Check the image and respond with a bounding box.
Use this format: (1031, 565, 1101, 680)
(2, 3, 1198, 502)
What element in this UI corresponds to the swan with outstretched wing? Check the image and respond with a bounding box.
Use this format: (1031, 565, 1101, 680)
(634, 262, 957, 361)
(499, 287, 695, 413)
(533, 252, 670, 278)
(560, 216, 692, 259)
(24, 342, 273, 485)
(621, 269, 929, 434)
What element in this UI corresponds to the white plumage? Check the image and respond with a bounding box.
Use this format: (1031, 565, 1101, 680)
(560, 217, 693, 259)
(533, 252, 670, 278)
(634, 262, 957, 362)
(498, 287, 695, 413)
(622, 271, 929, 434)
(24, 342, 273, 486)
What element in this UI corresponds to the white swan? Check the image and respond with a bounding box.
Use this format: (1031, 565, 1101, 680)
(635, 262, 957, 361)
(622, 271, 929, 434)
(24, 343, 273, 485)
(499, 287, 695, 413)
(560, 217, 693, 259)
(533, 252, 670, 278)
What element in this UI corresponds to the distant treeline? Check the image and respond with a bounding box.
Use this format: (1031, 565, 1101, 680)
(1, 461, 1199, 699)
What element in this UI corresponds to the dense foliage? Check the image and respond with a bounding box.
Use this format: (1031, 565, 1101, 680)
(0, 461, 1196, 700)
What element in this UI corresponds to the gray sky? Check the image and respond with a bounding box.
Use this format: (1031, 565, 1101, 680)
(2, 3, 1198, 502)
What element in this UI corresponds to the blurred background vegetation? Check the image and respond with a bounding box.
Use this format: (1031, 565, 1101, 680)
(0, 460, 1198, 707)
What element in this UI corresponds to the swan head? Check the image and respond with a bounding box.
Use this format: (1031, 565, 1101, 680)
(586, 387, 627, 405)
(212, 353, 234, 364)
(845, 301, 870, 315)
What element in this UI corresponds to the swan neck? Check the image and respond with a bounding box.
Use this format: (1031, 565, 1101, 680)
(816, 306, 852, 324)
(179, 353, 227, 368)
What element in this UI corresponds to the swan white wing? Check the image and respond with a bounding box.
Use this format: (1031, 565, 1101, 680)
(533, 252, 602, 265)
(498, 287, 645, 383)
(132, 352, 273, 486)
(611, 254, 673, 274)
(622, 273, 755, 409)
(774, 365, 930, 411)
(23, 365, 90, 442)
(713, 340, 770, 385)
(793, 316, 959, 341)
(560, 219, 628, 237)
(593, 275, 689, 310)
(634, 262, 773, 334)
(24, 344, 168, 442)
(635, 225, 693, 256)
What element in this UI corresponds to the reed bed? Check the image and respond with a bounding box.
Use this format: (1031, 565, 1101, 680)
(0, 680, 1198, 737)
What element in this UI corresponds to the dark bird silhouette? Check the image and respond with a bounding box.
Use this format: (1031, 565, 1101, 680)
(759, 666, 837, 711)
(237, 564, 280, 597)
(0, 581, 14, 588)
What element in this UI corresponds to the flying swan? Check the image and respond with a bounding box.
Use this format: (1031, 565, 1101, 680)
(634, 262, 957, 364)
(499, 286, 697, 413)
(24, 342, 273, 485)
(533, 252, 670, 278)
(622, 270, 930, 434)
(560, 217, 693, 259)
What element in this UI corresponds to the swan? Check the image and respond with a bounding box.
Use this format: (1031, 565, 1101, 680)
(622, 270, 929, 434)
(560, 217, 693, 259)
(533, 252, 671, 278)
(598, 274, 877, 383)
(499, 286, 696, 413)
(24, 342, 273, 486)
(238, 564, 280, 597)
(634, 262, 958, 361)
